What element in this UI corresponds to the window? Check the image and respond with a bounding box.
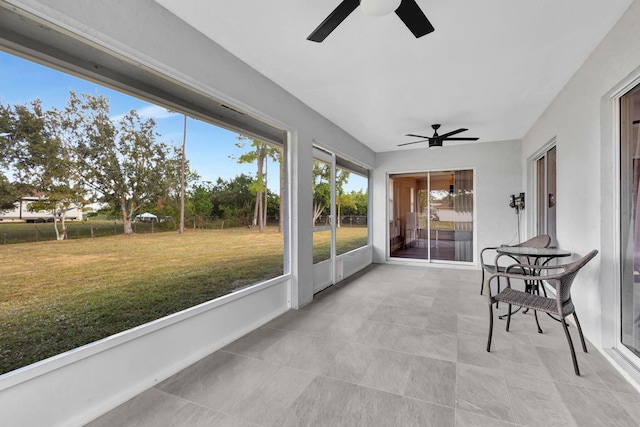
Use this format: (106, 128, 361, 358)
(335, 159, 369, 256)
(0, 51, 286, 374)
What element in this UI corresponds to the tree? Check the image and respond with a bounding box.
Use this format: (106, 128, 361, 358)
(179, 114, 187, 234)
(276, 146, 284, 233)
(334, 169, 350, 227)
(0, 105, 21, 211)
(341, 189, 368, 217)
(0, 100, 85, 239)
(210, 174, 255, 225)
(189, 182, 214, 222)
(233, 136, 281, 232)
(152, 146, 198, 226)
(0, 174, 19, 211)
(312, 160, 331, 226)
(65, 92, 176, 234)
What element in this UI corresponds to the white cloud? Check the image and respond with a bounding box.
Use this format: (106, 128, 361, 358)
(138, 105, 178, 120)
(111, 105, 179, 122)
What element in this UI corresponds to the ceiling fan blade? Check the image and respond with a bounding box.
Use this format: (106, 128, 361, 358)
(398, 139, 428, 146)
(437, 128, 468, 139)
(442, 137, 479, 141)
(405, 133, 430, 139)
(395, 0, 435, 38)
(307, 0, 359, 42)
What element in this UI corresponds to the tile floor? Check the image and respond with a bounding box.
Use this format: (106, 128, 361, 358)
(88, 264, 640, 426)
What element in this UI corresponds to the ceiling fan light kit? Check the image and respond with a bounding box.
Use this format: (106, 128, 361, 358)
(360, 0, 402, 16)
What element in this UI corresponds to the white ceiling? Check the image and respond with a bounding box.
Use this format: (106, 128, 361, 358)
(155, 0, 632, 152)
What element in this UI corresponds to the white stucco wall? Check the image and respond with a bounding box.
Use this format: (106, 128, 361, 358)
(373, 139, 523, 264)
(522, 0, 640, 351)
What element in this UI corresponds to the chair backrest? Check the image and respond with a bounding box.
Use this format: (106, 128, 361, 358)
(515, 235, 551, 249)
(554, 250, 598, 317)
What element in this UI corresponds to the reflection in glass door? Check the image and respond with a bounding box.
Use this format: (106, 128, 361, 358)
(620, 84, 640, 360)
(389, 170, 474, 263)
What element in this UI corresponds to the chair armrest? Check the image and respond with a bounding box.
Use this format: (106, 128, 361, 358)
(494, 253, 524, 269)
(486, 272, 522, 303)
(490, 269, 568, 284)
(504, 262, 570, 272)
(480, 247, 499, 267)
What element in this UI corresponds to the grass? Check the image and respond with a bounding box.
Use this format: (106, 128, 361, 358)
(313, 226, 369, 263)
(0, 226, 367, 374)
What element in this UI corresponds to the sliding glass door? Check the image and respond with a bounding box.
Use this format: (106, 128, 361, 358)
(389, 170, 474, 263)
(620, 84, 640, 360)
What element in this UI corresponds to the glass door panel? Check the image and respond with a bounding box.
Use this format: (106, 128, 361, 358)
(312, 155, 334, 265)
(620, 85, 640, 359)
(313, 229, 332, 264)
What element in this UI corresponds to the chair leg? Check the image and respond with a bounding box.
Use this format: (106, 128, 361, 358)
(487, 304, 494, 352)
(561, 318, 580, 376)
(534, 309, 543, 333)
(506, 303, 512, 331)
(480, 269, 485, 295)
(573, 312, 588, 353)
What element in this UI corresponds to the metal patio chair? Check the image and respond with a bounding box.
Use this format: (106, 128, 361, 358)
(485, 249, 598, 376)
(479, 235, 551, 295)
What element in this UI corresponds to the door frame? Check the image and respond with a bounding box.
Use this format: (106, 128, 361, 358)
(386, 168, 477, 265)
(530, 140, 557, 247)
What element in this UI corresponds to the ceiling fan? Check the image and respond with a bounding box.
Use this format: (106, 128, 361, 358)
(307, 0, 435, 43)
(398, 124, 479, 148)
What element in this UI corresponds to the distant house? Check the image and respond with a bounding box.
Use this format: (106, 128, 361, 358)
(0, 196, 83, 222)
(135, 212, 158, 222)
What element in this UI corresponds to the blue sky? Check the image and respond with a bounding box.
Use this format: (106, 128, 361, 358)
(0, 50, 368, 194)
(0, 51, 280, 190)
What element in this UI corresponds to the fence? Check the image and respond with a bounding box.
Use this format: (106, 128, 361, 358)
(0, 216, 289, 245)
(0, 220, 177, 245)
(314, 215, 368, 227)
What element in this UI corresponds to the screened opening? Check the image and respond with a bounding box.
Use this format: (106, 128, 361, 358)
(0, 45, 287, 374)
(312, 150, 369, 265)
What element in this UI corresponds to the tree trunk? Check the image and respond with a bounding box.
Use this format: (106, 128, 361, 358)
(253, 192, 259, 228)
(256, 151, 265, 233)
(279, 150, 284, 233)
(179, 114, 186, 234)
(263, 159, 268, 229)
(60, 212, 68, 240)
(122, 203, 133, 234)
(53, 215, 62, 240)
(258, 190, 264, 233)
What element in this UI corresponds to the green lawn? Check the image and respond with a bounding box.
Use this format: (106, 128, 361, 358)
(0, 226, 367, 374)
